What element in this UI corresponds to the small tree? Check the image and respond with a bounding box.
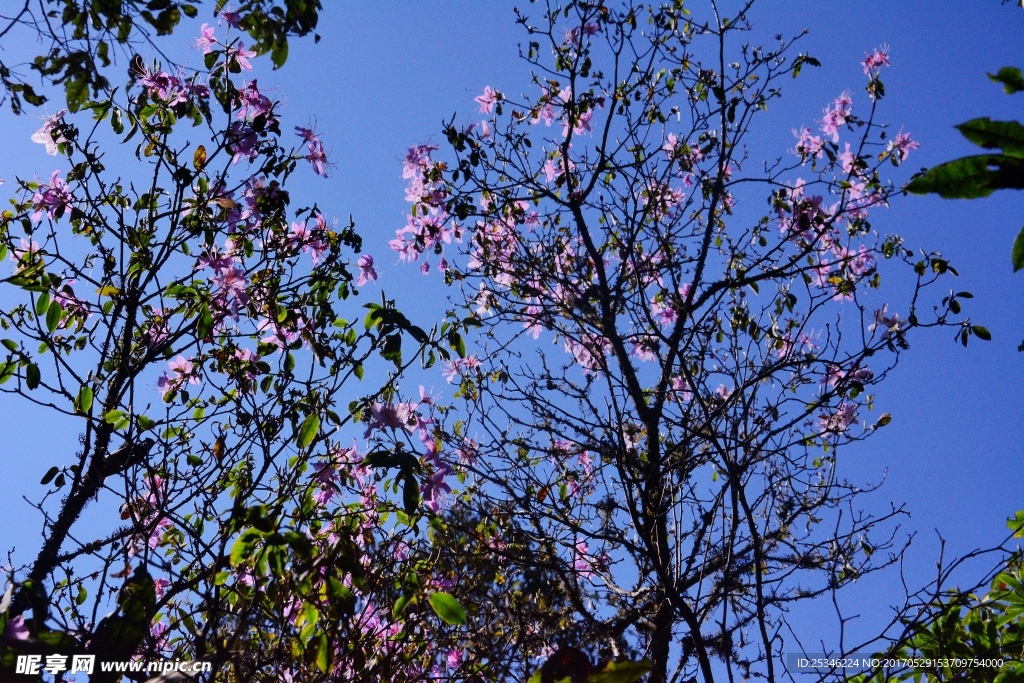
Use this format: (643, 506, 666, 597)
(392, 2, 976, 681)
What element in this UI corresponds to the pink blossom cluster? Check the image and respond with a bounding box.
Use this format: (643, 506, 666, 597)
(362, 394, 454, 513)
(524, 84, 603, 138)
(127, 475, 174, 554)
(288, 219, 329, 264)
(51, 280, 90, 326)
(31, 170, 74, 222)
(564, 22, 600, 45)
(295, 124, 331, 177)
(390, 145, 463, 272)
(822, 364, 874, 389)
(196, 243, 250, 322)
(818, 401, 858, 433)
(862, 45, 891, 76)
(442, 355, 482, 383)
(30, 110, 68, 155)
(564, 333, 612, 373)
(820, 91, 853, 143)
(662, 132, 704, 186)
(137, 66, 210, 107)
(157, 355, 200, 400)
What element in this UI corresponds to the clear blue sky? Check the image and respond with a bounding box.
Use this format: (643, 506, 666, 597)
(0, 0, 1022, 665)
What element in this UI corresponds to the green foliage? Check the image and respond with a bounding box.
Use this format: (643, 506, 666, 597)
(849, 525, 1024, 683)
(990, 67, 1024, 94)
(427, 591, 467, 626)
(528, 647, 652, 683)
(906, 68, 1024, 282)
(0, 0, 322, 113)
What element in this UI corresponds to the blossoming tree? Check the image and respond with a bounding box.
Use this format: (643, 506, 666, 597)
(391, 1, 981, 681)
(0, 7, 478, 681)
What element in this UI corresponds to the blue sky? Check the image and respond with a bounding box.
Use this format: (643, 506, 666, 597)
(1, 0, 1022, 668)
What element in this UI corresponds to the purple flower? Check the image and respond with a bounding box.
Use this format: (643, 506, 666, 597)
(157, 355, 199, 400)
(869, 305, 909, 341)
(475, 86, 499, 114)
(231, 42, 256, 71)
(31, 170, 74, 222)
(862, 45, 891, 76)
(818, 402, 858, 433)
(196, 23, 217, 53)
(219, 5, 242, 28)
(236, 80, 274, 120)
(31, 110, 68, 155)
(887, 130, 919, 164)
(153, 578, 171, 599)
(3, 614, 29, 641)
(356, 254, 377, 286)
(226, 121, 258, 164)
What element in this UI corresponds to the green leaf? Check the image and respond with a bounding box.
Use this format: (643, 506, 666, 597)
(34, 291, 50, 317)
(0, 361, 15, 385)
(972, 325, 992, 341)
(64, 76, 88, 112)
(1013, 226, 1024, 272)
(46, 300, 62, 332)
(956, 118, 1024, 158)
(25, 363, 40, 390)
(988, 66, 1024, 94)
(40, 466, 59, 485)
(906, 154, 1024, 199)
(230, 528, 264, 567)
(590, 660, 654, 683)
(382, 333, 402, 366)
(427, 592, 467, 626)
(297, 414, 319, 450)
(196, 305, 213, 338)
(76, 385, 93, 413)
(1009, 510, 1024, 538)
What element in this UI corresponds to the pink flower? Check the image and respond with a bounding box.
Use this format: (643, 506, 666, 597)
(671, 375, 693, 402)
(147, 517, 174, 549)
(157, 355, 199, 400)
(869, 304, 909, 340)
(226, 121, 259, 164)
(231, 42, 256, 71)
(818, 402, 858, 433)
(820, 91, 853, 143)
(356, 254, 377, 286)
(153, 578, 171, 600)
(31, 170, 74, 222)
(562, 108, 593, 137)
(258, 317, 299, 350)
(573, 541, 595, 578)
(236, 80, 274, 120)
(862, 45, 891, 76)
(3, 614, 29, 641)
(143, 308, 170, 349)
(442, 355, 481, 383)
(886, 130, 919, 164)
(31, 110, 68, 155)
(219, 5, 242, 28)
(839, 143, 856, 174)
(793, 127, 824, 162)
(475, 86, 499, 114)
(196, 23, 217, 53)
